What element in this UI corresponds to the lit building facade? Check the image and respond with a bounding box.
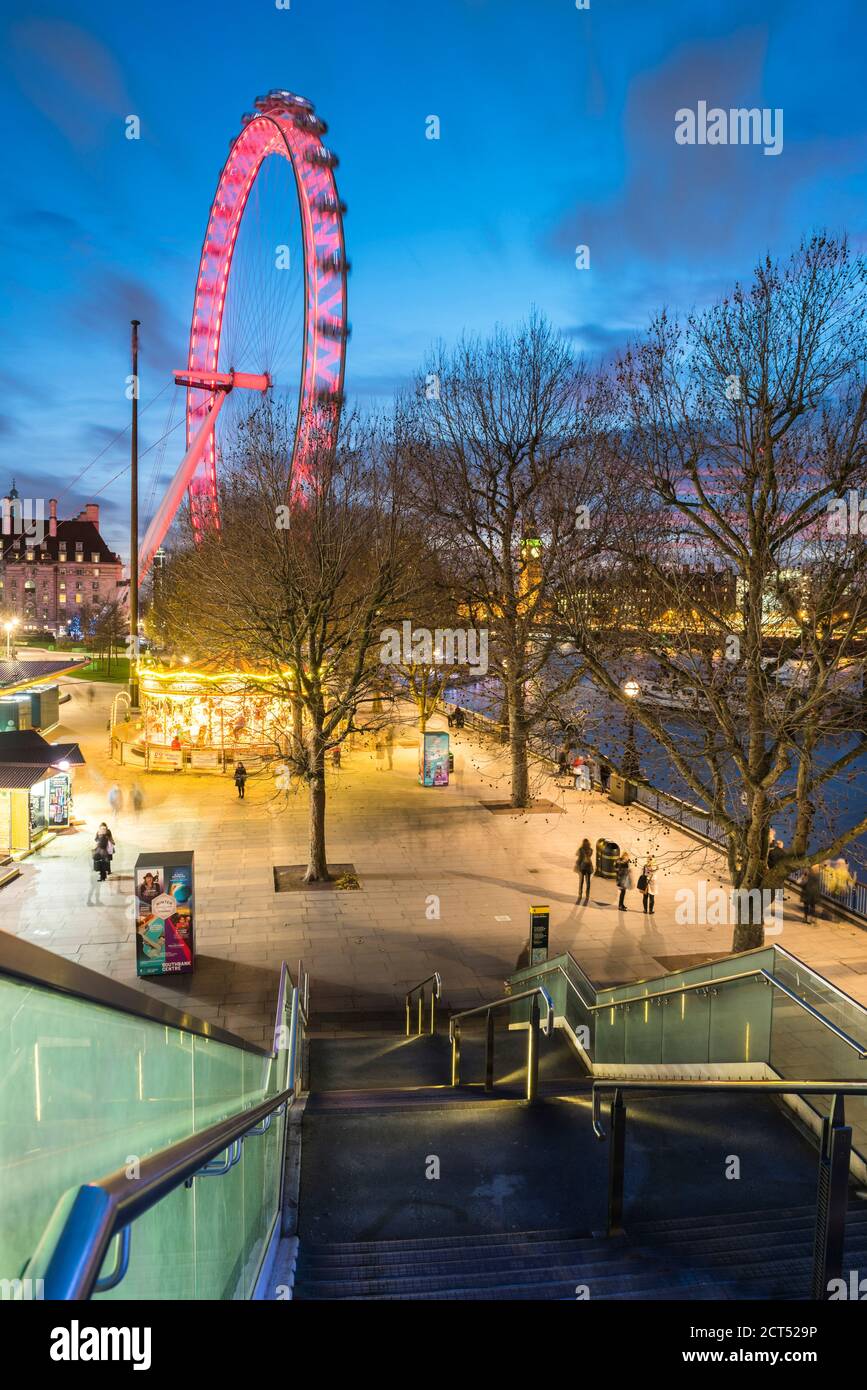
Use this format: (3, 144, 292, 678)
(0, 488, 124, 636)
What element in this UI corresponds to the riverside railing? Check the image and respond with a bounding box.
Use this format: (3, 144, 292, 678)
(439, 693, 867, 927)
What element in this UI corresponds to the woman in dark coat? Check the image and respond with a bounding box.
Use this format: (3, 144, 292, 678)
(93, 823, 115, 882)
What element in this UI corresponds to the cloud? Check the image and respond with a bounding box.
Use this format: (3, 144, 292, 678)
(6, 19, 131, 149)
(70, 271, 184, 376)
(546, 25, 867, 304)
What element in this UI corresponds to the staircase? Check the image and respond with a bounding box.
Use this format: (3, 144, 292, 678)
(295, 1204, 867, 1301)
(289, 1011, 865, 1300)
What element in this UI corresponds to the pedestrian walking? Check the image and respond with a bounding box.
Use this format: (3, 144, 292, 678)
(638, 858, 656, 914)
(452, 705, 465, 730)
(827, 856, 854, 899)
(575, 837, 593, 904)
(385, 723, 395, 770)
(130, 783, 144, 817)
(615, 851, 633, 911)
(108, 782, 123, 817)
(572, 754, 590, 791)
(599, 762, 611, 794)
(801, 866, 822, 924)
(93, 823, 115, 884)
(234, 761, 247, 799)
(88, 686, 95, 705)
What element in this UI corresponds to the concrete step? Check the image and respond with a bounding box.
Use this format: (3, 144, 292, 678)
(294, 1251, 820, 1301)
(308, 1026, 585, 1095)
(306, 1077, 594, 1113)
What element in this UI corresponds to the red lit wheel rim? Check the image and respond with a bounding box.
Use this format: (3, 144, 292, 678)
(184, 92, 348, 535)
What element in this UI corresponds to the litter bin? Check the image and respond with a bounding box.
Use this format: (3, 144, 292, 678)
(609, 772, 636, 806)
(595, 838, 619, 878)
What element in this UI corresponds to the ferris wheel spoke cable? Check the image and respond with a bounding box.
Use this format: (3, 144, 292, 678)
(57, 380, 172, 503)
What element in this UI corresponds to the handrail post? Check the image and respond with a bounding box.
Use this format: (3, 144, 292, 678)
(811, 1092, 852, 1300)
(527, 995, 540, 1102)
(608, 1089, 626, 1236)
(451, 1024, 461, 1086)
(485, 1009, 494, 1092)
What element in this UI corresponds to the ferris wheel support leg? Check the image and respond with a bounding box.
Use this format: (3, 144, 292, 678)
(137, 392, 229, 584)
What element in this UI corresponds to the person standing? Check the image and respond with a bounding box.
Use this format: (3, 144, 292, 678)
(639, 858, 656, 914)
(575, 837, 594, 904)
(234, 761, 247, 799)
(615, 851, 633, 911)
(801, 866, 822, 924)
(93, 823, 115, 884)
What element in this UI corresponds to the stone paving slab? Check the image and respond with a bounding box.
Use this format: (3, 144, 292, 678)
(2, 677, 867, 1043)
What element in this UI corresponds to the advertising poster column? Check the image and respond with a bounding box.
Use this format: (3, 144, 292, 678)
(134, 850, 196, 977)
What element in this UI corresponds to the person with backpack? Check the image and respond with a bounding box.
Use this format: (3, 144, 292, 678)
(615, 851, 633, 910)
(234, 761, 248, 799)
(575, 837, 594, 904)
(638, 858, 656, 914)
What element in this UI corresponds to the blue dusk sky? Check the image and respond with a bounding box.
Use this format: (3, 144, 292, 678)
(1, 0, 866, 558)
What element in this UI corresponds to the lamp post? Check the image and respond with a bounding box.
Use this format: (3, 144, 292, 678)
(3, 618, 18, 660)
(129, 318, 141, 711)
(622, 678, 641, 780)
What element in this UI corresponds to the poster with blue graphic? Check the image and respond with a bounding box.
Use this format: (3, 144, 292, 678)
(420, 730, 450, 787)
(134, 851, 196, 976)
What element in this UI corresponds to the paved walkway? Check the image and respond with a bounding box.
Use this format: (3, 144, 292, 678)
(4, 671, 867, 1043)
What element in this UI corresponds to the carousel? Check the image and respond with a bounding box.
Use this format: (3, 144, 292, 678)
(111, 658, 293, 773)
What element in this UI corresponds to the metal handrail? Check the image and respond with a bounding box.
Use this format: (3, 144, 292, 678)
(590, 968, 867, 1058)
(510, 961, 594, 1013)
(27, 1085, 293, 1300)
(24, 959, 307, 1300)
(449, 987, 554, 1038)
(590, 1077, 867, 1300)
(450, 986, 554, 1101)
(406, 971, 441, 1037)
(591, 1077, 867, 1140)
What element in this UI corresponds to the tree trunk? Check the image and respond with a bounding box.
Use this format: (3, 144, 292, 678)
(730, 892, 765, 953)
(507, 673, 530, 807)
(304, 729, 329, 882)
(291, 695, 304, 763)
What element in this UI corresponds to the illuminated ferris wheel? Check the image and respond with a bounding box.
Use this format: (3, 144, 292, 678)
(139, 90, 349, 577)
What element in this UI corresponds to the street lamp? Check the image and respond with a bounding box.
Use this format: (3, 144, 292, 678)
(621, 678, 641, 780)
(3, 618, 18, 660)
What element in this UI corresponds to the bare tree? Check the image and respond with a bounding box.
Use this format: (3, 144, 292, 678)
(158, 402, 416, 881)
(405, 311, 606, 806)
(560, 235, 867, 949)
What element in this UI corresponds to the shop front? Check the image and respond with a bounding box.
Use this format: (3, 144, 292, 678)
(0, 730, 84, 857)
